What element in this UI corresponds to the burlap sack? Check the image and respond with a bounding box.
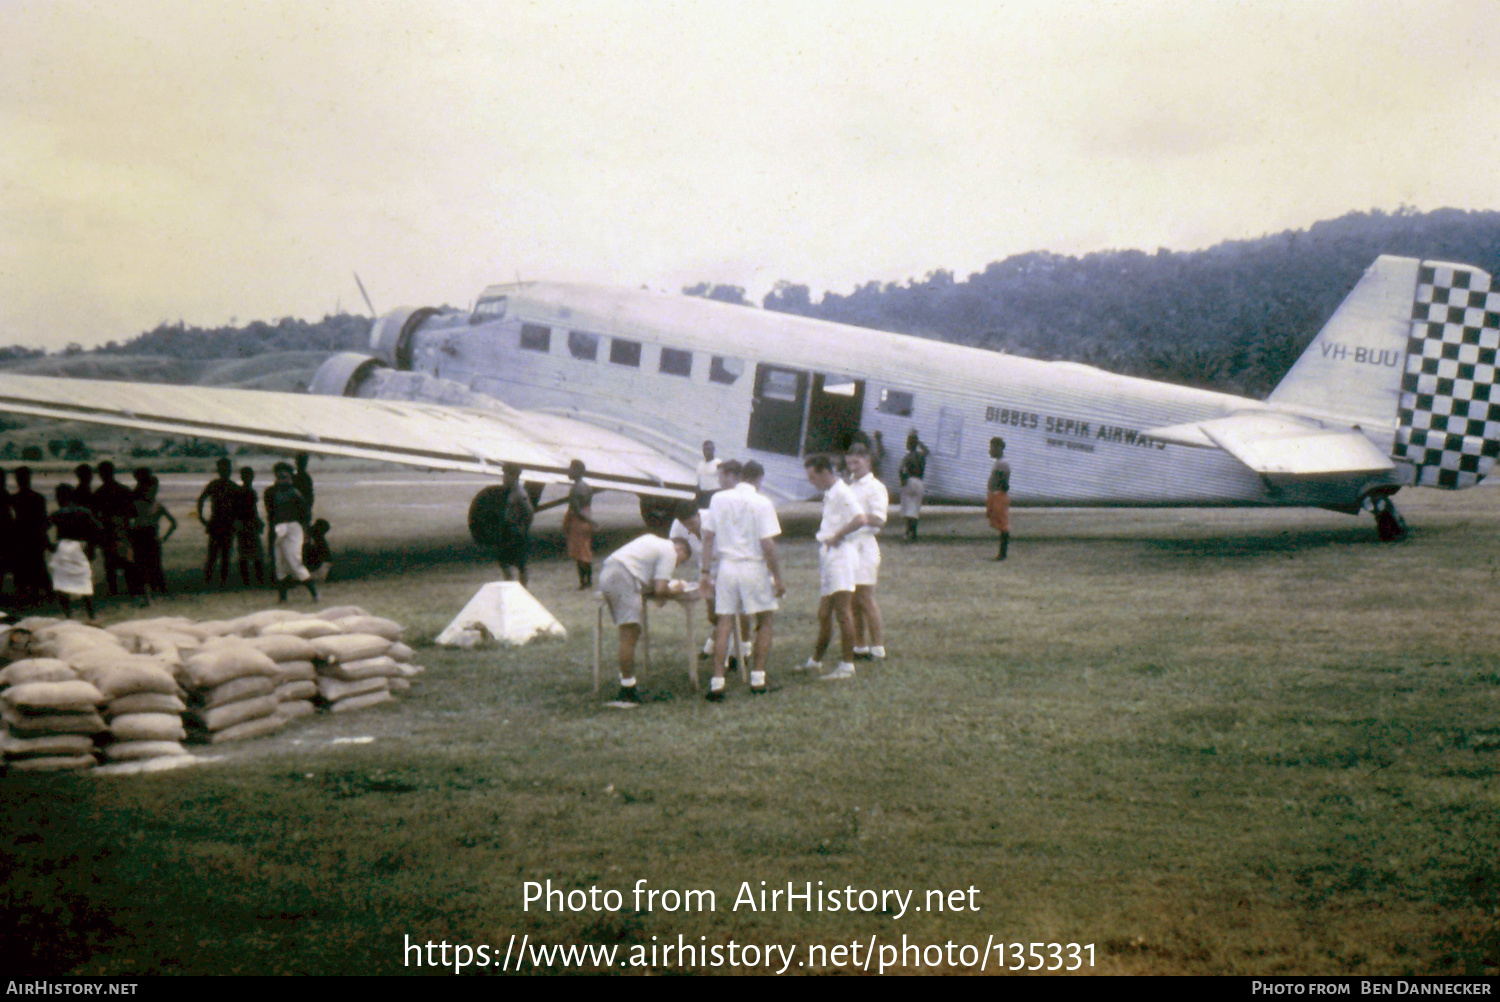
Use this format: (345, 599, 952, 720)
(107, 692, 187, 716)
(331, 690, 395, 713)
(207, 715, 286, 744)
(103, 740, 188, 762)
(310, 634, 390, 664)
(185, 645, 279, 688)
(317, 605, 369, 622)
(244, 634, 318, 663)
(193, 696, 278, 733)
(195, 619, 243, 638)
(110, 713, 188, 742)
(80, 660, 180, 700)
(387, 642, 416, 663)
(273, 660, 317, 682)
(337, 616, 403, 641)
(315, 675, 389, 703)
(276, 700, 316, 721)
(3, 680, 106, 711)
(1, 731, 96, 758)
(322, 656, 400, 682)
(34, 624, 121, 660)
(273, 680, 318, 703)
(2, 707, 106, 734)
(9, 754, 96, 771)
(262, 619, 344, 640)
(0, 659, 78, 687)
(199, 676, 275, 709)
(230, 609, 305, 636)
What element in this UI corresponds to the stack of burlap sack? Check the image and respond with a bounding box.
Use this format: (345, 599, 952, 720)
(1, 607, 423, 771)
(2, 618, 190, 771)
(190, 605, 423, 722)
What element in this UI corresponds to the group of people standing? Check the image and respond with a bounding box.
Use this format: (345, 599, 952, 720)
(0, 461, 176, 618)
(196, 452, 329, 602)
(595, 437, 891, 705)
(502, 428, 1013, 705)
(0, 452, 334, 618)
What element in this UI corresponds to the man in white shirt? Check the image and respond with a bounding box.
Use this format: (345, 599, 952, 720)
(700, 460, 784, 700)
(799, 453, 865, 680)
(599, 532, 692, 704)
(845, 442, 888, 661)
(695, 440, 722, 509)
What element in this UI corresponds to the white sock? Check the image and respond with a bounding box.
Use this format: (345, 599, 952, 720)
(837, 661, 855, 672)
(871, 646, 885, 658)
(853, 646, 870, 655)
(619, 676, 636, 688)
(750, 670, 765, 687)
(804, 657, 822, 669)
(709, 676, 725, 692)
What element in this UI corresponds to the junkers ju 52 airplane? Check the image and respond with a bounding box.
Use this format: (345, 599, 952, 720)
(0, 254, 1496, 542)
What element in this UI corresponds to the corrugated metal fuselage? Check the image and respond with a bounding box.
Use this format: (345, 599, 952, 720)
(393, 283, 1399, 510)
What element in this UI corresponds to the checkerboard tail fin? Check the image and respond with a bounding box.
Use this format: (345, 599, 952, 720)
(1267, 256, 1500, 490)
(1393, 261, 1500, 489)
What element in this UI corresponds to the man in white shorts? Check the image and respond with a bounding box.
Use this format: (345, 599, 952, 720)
(599, 532, 692, 704)
(675, 462, 752, 662)
(700, 460, 784, 701)
(845, 442, 888, 661)
(799, 454, 865, 680)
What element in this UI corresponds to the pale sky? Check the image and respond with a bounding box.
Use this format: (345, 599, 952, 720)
(3, 0, 1497, 350)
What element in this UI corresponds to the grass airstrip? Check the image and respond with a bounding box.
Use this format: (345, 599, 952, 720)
(2, 473, 1497, 976)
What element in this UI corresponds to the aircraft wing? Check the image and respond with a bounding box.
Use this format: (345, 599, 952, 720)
(1147, 412, 1394, 477)
(0, 373, 695, 498)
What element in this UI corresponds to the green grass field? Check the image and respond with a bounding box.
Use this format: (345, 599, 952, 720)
(2, 475, 1497, 976)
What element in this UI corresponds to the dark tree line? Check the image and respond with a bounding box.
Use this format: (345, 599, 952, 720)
(91, 313, 373, 360)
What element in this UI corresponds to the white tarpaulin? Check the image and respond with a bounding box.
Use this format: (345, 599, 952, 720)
(435, 582, 566, 648)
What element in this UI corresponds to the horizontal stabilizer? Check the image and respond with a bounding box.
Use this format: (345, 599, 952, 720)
(0, 374, 695, 499)
(1147, 412, 1393, 477)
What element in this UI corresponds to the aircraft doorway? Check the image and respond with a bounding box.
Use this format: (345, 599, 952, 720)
(804, 374, 865, 455)
(747, 364, 808, 456)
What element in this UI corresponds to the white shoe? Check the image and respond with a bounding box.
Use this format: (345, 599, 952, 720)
(820, 662, 856, 681)
(793, 658, 821, 672)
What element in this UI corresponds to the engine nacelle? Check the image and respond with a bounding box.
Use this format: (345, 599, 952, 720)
(307, 352, 387, 397)
(370, 306, 445, 369)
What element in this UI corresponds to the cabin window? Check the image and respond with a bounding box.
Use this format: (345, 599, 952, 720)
(878, 388, 914, 416)
(760, 368, 801, 401)
(471, 296, 507, 324)
(519, 323, 551, 352)
(659, 347, 693, 377)
(610, 338, 642, 367)
(709, 355, 743, 385)
(568, 330, 599, 361)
